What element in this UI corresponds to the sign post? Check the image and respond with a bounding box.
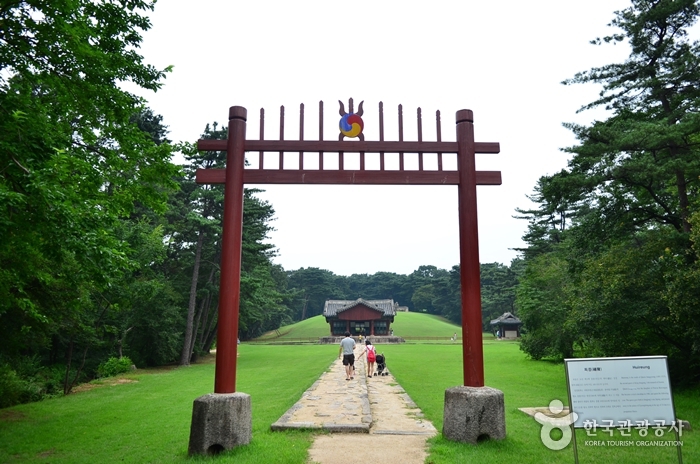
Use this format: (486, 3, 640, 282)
(565, 356, 683, 464)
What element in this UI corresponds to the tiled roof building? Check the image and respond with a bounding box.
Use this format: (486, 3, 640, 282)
(489, 312, 522, 339)
(323, 298, 397, 336)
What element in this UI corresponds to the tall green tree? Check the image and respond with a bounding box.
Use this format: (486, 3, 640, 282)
(561, 0, 700, 239)
(480, 262, 519, 330)
(173, 123, 228, 365)
(106, 110, 183, 369)
(516, 252, 577, 360)
(514, 175, 579, 260)
(169, 124, 294, 351)
(517, 0, 700, 381)
(0, 1, 177, 394)
(237, 189, 293, 340)
(345, 272, 413, 308)
(427, 265, 462, 323)
(287, 267, 347, 320)
(409, 265, 449, 314)
(107, 218, 183, 368)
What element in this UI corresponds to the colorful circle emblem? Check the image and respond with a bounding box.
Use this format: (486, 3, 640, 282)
(339, 113, 364, 138)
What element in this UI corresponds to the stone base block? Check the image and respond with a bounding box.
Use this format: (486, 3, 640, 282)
(443, 386, 506, 444)
(188, 392, 252, 456)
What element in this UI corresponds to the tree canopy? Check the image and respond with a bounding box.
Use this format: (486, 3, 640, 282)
(0, 0, 179, 398)
(516, 0, 700, 384)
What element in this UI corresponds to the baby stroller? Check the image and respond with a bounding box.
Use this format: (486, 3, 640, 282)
(374, 353, 388, 376)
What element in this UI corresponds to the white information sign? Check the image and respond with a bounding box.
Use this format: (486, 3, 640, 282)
(565, 356, 675, 428)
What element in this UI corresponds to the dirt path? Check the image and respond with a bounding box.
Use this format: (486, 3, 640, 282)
(272, 347, 437, 464)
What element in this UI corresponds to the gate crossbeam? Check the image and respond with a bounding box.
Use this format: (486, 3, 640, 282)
(196, 169, 501, 185)
(196, 139, 499, 153)
(195, 139, 501, 185)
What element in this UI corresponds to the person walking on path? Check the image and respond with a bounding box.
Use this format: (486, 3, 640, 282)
(339, 331, 356, 380)
(357, 340, 377, 378)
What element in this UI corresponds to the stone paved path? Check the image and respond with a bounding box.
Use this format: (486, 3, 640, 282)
(272, 347, 437, 464)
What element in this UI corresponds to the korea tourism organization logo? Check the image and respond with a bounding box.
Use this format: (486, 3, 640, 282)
(535, 399, 685, 451)
(535, 399, 578, 450)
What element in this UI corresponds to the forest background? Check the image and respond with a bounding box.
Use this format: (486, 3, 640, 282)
(1, 0, 698, 407)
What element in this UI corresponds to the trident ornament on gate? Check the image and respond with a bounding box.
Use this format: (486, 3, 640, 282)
(338, 98, 364, 140)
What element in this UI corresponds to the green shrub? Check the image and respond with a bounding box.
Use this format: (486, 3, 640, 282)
(13, 357, 65, 396)
(0, 364, 25, 408)
(0, 363, 44, 408)
(41, 365, 68, 395)
(97, 357, 133, 378)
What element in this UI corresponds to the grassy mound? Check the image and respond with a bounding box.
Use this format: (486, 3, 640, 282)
(255, 311, 465, 341)
(255, 315, 328, 340)
(391, 312, 462, 338)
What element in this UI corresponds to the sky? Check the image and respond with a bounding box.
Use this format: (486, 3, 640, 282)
(131, 0, 636, 276)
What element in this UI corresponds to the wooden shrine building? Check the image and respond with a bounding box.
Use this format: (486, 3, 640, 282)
(323, 298, 397, 336)
(489, 312, 523, 339)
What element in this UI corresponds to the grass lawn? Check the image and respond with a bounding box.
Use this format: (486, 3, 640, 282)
(383, 340, 698, 464)
(0, 345, 336, 463)
(1, 319, 696, 463)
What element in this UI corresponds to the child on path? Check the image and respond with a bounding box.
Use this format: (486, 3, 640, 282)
(358, 340, 377, 378)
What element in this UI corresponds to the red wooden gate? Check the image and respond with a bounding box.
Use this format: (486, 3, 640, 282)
(196, 100, 501, 392)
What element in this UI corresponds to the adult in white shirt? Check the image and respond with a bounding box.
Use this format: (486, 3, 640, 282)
(338, 331, 356, 380)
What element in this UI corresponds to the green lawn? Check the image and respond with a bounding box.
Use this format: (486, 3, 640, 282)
(1, 320, 696, 463)
(0, 345, 335, 463)
(383, 340, 697, 464)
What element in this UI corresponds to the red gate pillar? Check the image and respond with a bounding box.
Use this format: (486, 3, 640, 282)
(214, 106, 247, 393)
(456, 109, 485, 387)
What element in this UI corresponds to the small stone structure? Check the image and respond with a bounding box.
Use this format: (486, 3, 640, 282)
(490, 312, 523, 339)
(395, 303, 409, 312)
(188, 392, 252, 455)
(443, 386, 506, 444)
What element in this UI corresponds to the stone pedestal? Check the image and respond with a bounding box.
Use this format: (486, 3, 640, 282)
(443, 386, 506, 444)
(188, 392, 252, 456)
